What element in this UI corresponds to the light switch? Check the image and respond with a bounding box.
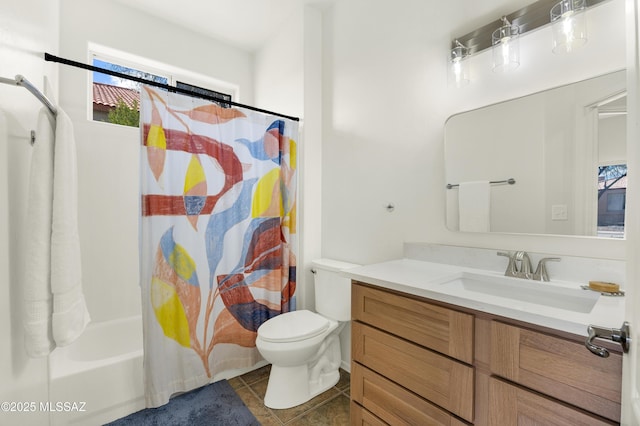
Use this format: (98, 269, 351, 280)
(551, 204, 568, 221)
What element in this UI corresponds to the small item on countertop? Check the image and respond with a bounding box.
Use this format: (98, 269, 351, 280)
(588, 281, 620, 293)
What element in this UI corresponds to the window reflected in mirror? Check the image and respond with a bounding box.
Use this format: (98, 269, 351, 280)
(597, 164, 626, 238)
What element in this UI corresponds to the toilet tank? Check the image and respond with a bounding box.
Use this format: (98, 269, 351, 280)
(311, 259, 360, 321)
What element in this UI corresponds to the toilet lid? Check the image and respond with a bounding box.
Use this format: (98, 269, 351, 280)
(258, 310, 330, 343)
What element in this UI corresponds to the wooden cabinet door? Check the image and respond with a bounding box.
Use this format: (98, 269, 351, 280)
(352, 321, 474, 422)
(488, 377, 616, 426)
(490, 321, 622, 422)
(352, 283, 474, 364)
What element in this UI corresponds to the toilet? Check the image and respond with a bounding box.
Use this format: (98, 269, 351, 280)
(256, 258, 360, 409)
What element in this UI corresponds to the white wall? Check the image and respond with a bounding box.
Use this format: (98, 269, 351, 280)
(0, 0, 59, 424)
(254, 6, 304, 117)
(300, 5, 325, 313)
(254, 3, 326, 315)
(322, 0, 627, 265)
(599, 115, 627, 165)
(58, 0, 254, 323)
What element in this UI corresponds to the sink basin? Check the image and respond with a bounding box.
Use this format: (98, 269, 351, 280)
(439, 272, 600, 313)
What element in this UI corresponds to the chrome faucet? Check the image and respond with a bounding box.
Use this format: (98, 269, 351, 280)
(497, 251, 560, 281)
(497, 251, 519, 278)
(515, 251, 533, 279)
(532, 257, 560, 281)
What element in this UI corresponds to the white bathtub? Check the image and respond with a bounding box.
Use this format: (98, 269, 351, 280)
(49, 315, 145, 425)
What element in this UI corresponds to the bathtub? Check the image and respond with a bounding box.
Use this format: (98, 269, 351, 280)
(49, 315, 145, 425)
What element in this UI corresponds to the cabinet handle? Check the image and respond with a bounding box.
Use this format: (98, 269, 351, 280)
(585, 322, 631, 357)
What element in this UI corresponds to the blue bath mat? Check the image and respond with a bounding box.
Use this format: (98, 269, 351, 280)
(104, 380, 259, 426)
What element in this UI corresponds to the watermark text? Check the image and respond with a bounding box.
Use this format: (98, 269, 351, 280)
(1, 401, 87, 413)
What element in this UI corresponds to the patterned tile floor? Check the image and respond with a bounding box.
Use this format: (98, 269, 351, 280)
(229, 365, 351, 425)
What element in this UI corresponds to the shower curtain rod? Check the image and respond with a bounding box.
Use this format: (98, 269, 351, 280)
(0, 74, 57, 116)
(44, 53, 300, 122)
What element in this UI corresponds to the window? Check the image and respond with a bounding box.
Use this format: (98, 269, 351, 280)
(90, 47, 236, 127)
(92, 59, 168, 126)
(176, 81, 232, 108)
(596, 164, 627, 238)
(606, 192, 625, 212)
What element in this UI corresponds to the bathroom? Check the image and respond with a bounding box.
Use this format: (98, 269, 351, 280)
(0, 0, 638, 424)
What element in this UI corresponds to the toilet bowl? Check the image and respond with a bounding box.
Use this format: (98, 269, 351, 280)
(255, 258, 359, 409)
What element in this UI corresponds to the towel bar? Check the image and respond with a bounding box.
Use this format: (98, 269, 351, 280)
(446, 178, 516, 189)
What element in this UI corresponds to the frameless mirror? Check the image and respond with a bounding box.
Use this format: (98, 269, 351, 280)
(445, 70, 626, 238)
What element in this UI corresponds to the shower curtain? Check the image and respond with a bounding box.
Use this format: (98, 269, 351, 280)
(139, 86, 297, 408)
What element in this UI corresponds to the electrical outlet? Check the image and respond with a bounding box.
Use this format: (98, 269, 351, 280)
(551, 204, 568, 221)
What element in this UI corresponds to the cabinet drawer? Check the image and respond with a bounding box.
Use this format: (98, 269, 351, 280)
(352, 321, 474, 422)
(351, 401, 387, 426)
(488, 377, 616, 426)
(490, 321, 622, 422)
(351, 363, 469, 426)
(352, 283, 474, 364)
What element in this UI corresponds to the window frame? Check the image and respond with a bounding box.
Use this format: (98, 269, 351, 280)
(88, 43, 239, 126)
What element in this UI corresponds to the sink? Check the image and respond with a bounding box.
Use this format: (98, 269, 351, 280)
(438, 272, 600, 313)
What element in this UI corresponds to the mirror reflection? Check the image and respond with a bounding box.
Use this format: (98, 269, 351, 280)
(445, 70, 626, 238)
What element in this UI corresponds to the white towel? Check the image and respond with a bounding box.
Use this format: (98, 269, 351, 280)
(24, 109, 56, 357)
(50, 108, 90, 347)
(458, 181, 491, 232)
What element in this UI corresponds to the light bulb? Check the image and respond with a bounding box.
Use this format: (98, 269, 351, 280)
(449, 41, 469, 87)
(492, 17, 519, 72)
(501, 40, 511, 67)
(551, 0, 587, 53)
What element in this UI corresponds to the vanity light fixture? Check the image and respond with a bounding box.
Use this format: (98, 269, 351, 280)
(492, 16, 520, 72)
(550, 0, 587, 53)
(449, 40, 470, 88)
(449, 0, 605, 81)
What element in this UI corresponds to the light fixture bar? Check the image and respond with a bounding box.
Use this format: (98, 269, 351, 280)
(453, 0, 608, 56)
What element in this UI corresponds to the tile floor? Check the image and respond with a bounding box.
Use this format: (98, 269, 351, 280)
(229, 365, 351, 425)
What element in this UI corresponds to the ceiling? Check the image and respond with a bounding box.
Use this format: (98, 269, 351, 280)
(109, 0, 305, 52)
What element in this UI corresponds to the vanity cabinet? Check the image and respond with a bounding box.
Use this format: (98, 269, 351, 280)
(350, 282, 622, 425)
(351, 283, 474, 424)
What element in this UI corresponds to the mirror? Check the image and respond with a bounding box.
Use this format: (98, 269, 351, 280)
(445, 70, 626, 238)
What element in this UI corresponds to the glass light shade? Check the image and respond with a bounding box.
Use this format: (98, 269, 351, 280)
(449, 43, 469, 88)
(551, 0, 587, 53)
(492, 19, 520, 72)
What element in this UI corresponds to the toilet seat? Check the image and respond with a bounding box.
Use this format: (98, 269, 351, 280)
(258, 310, 329, 343)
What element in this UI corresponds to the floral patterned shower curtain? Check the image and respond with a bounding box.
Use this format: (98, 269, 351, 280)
(139, 86, 297, 408)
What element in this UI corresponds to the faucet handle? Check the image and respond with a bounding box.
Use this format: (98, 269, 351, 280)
(533, 257, 561, 282)
(497, 251, 518, 277)
(515, 251, 533, 276)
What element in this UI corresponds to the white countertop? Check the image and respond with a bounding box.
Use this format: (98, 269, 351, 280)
(343, 258, 626, 337)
